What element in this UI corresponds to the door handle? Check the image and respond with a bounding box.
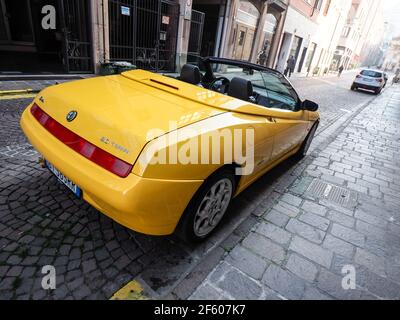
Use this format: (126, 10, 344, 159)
(266, 116, 276, 123)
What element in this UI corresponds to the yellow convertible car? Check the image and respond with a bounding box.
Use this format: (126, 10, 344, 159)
(21, 57, 319, 242)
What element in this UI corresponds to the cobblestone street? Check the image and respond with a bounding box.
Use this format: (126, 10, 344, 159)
(0, 73, 399, 300)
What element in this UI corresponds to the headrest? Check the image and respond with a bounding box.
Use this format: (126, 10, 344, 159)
(227, 77, 253, 101)
(180, 64, 201, 85)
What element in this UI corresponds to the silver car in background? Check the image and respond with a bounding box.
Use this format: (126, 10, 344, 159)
(351, 69, 386, 95)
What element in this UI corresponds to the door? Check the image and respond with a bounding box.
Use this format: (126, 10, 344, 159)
(59, 0, 92, 73)
(242, 28, 254, 61)
(233, 25, 247, 60)
(297, 47, 307, 72)
(0, 0, 35, 45)
(256, 71, 309, 160)
(188, 9, 205, 56)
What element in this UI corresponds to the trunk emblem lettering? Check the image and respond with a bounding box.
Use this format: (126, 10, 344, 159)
(100, 137, 130, 154)
(66, 111, 78, 122)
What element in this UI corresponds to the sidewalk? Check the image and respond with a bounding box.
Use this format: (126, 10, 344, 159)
(189, 85, 400, 300)
(289, 69, 356, 80)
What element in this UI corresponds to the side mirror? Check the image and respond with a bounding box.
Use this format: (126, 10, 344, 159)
(302, 99, 319, 112)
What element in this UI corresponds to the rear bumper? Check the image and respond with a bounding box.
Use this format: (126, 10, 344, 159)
(20, 106, 203, 235)
(353, 81, 381, 90)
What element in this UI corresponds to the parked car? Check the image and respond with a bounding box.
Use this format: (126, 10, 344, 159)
(351, 69, 386, 94)
(20, 57, 320, 242)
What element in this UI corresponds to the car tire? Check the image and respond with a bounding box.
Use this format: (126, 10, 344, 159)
(351, 84, 357, 91)
(175, 169, 236, 243)
(375, 88, 381, 95)
(294, 121, 319, 160)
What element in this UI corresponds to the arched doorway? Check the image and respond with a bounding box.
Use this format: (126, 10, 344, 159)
(232, 0, 260, 61)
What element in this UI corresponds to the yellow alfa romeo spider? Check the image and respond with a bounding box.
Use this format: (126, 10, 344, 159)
(20, 57, 319, 242)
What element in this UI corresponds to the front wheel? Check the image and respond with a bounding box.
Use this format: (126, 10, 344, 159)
(294, 121, 319, 160)
(176, 170, 235, 243)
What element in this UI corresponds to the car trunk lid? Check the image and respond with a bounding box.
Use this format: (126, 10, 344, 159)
(34, 74, 223, 165)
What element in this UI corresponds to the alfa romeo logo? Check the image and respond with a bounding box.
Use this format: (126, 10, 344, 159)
(66, 111, 78, 122)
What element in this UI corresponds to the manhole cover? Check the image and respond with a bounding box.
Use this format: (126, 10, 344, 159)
(306, 179, 358, 209)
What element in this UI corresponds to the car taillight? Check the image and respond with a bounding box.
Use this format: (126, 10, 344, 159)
(376, 79, 383, 83)
(30, 103, 133, 178)
(356, 75, 362, 78)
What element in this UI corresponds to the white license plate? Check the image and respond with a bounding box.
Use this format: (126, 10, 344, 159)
(45, 160, 82, 198)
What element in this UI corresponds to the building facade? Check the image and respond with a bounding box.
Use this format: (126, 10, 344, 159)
(333, 0, 384, 70)
(0, 0, 289, 75)
(300, 0, 351, 76)
(275, 0, 322, 74)
(383, 36, 400, 72)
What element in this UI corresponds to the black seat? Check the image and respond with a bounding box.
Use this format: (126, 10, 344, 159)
(179, 64, 202, 85)
(227, 77, 253, 102)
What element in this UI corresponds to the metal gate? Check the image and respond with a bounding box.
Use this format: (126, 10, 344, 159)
(109, 0, 179, 72)
(188, 10, 205, 56)
(59, 0, 93, 73)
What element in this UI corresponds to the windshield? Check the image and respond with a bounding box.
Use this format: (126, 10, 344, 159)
(360, 70, 382, 78)
(210, 63, 300, 111)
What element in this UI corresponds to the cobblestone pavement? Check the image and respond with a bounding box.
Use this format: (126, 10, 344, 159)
(190, 85, 400, 300)
(0, 79, 84, 92)
(0, 75, 398, 300)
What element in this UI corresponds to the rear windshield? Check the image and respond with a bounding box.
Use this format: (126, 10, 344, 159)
(360, 70, 382, 78)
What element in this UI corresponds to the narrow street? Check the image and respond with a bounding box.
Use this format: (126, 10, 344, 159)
(1, 73, 399, 300)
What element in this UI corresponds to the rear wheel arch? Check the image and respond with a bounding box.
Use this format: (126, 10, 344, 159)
(174, 163, 242, 242)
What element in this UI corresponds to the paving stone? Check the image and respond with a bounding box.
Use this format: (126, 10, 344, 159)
(289, 236, 333, 268)
(323, 235, 355, 259)
(6, 266, 23, 277)
(82, 259, 97, 274)
(301, 201, 328, 217)
(299, 212, 330, 231)
(286, 219, 325, 244)
(331, 224, 365, 247)
(264, 209, 290, 227)
(190, 283, 224, 300)
(273, 201, 300, 218)
(262, 265, 307, 300)
(242, 232, 285, 264)
(354, 210, 388, 228)
(216, 268, 263, 299)
(327, 210, 355, 228)
(255, 222, 292, 245)
(354, 248, 386, 277)
(285, 254, 318, 282)
(225, 245, 268, 280)
(281, 194, 302, 207)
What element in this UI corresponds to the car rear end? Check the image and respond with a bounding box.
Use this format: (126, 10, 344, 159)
(20, 72, 223, 235)
(352, 69, 385, 93)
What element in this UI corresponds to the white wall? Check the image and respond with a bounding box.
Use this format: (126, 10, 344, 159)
(277, 6, 318, 73)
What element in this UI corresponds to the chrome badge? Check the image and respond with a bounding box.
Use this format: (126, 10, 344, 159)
(66, 111, 78, 122)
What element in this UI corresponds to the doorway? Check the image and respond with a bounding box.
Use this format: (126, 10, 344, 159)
(232, 0, 259, 61)
(0, 0, 93, 74)
(109, 0, 179, 72)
